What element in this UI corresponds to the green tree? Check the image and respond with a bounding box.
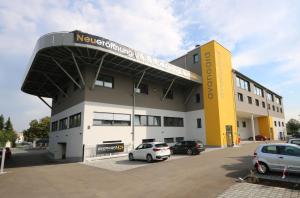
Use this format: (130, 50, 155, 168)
(23, 117, 50, 142)
(286, 119, 300, 135)
(4, 117, 13, 131)
(0, 114, 4, 130)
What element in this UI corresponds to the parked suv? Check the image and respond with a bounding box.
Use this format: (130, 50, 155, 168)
(170, 140, 205, 155)
(128, 142, 170, 163)
(253, 143, 300, 174)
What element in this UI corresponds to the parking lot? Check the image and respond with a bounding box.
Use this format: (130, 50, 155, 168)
(0, 142, 292, 198)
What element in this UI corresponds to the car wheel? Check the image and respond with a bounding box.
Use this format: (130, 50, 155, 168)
(128, 153, 134, 161)
(187, 149, 193, 155)
(146, 154, 153, 163)
(256, 162, 268, 174)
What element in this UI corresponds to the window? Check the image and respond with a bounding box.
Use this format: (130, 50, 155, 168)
(135, 83, 148, 95)
(255, 99, 259, 106)
(164, 117, 184, 127)
(196, 93, 200, 103)
(267, 93, 273, 101)
(69, 113, 81, 128)
(175, 137, 184, 142)
(51, 121, 58, 132)
(268, 104, 271, 110)
(272, 105, 275, 111)
(95, 74, 114, 88)
(163, 88, 174, 99)
(135, 115, 161, 126)
(164, 138, 174, 143)
(142, 139, 155, 143)
(276, 107, 279, 112)
(275, 97, 281, 105)
(237, 121, 239, 128)
(193, 54, 199, 63)
(247, 96, 252, 104)
(280, 108, 283, 113)
(254, 86, 263, 97)
(237, 93, 243, 102)
(93, 112, 131, 126)
(282, 122, 284, 127)
(147, 116, 161, 126)
(236, 76, 250, 91)
(197, 118, 202, 128)
(278, 121, 281, 127)
(59, 118, 68, 130)
(274, 121, 277, 127)
(278, 146, 300, 157)
(242, 121, 246, 128)
(262, 145, 277, 154)
(262, 101, 266, 108)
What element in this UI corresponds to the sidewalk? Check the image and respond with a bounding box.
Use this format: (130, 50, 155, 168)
(217, 183, 300, 198)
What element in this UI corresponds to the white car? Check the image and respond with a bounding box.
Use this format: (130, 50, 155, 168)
(253, 143, 300, 174)
(128, 142, 171, 163)
(287, 138, 300, 146)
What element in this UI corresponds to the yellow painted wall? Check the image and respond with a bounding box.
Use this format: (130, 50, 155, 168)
(258, 116, 274, 140)
(200, 41, 238, 147)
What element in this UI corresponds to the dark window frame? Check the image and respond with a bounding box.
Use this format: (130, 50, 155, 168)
(164, 116, 184, 127)
(69, 113, 81, 128)
(95, 74, 114, 89)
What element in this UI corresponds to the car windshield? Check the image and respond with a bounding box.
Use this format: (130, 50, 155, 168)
(155, 143, 168, 148)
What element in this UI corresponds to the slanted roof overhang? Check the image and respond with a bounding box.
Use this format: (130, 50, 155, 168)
(21, 31, 202, 98)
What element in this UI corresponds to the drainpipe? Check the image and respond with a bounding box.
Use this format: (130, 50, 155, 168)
(131, 80, 135, 150)
(251, 114, 256, 143)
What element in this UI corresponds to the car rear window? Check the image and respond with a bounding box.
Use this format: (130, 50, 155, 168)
(262, 145, 277, 154)
(155, 143, 168, 148)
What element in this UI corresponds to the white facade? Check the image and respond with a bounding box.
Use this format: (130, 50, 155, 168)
(49, 101, 205, 160)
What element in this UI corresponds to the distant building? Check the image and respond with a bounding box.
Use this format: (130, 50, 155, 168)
(15, 132, 24, 144)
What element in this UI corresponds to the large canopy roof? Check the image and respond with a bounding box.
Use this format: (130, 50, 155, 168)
(21, 31, 202, 98)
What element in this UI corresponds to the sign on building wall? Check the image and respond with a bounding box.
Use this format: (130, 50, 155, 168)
(73, 31, 200, 82)
(96, 143, 124, 154)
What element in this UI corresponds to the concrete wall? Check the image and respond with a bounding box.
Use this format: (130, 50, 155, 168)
(49, 102, 84, 161)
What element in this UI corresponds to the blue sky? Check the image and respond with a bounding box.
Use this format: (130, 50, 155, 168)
(0, 0, 300, 132)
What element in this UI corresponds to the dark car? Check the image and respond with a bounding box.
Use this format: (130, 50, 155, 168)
(0, 147, 12, 159)
(248, 135, 269, 141)
(170, 140, 205, 155)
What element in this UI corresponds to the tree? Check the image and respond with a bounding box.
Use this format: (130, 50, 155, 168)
(0, 114, 4, 131)
(23, 116, 50, 142)
(4, 117, 13, 131)
(286, 119, 300, 135)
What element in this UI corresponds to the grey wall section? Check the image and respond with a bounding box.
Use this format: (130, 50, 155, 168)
(170, 47, 202, 76)
(233, 72, 285, 119)
(51, 66, 204, 115)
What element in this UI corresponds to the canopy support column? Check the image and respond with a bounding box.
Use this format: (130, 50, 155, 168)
(184, 87, 195, 104)
(91, 53, 108, 90)
(51, 58, 81, 89)
(71, 53, 85, 87)
(38, 96, 52, 110)
(43, 74, 68, 97)
(161, 79, 175, 101)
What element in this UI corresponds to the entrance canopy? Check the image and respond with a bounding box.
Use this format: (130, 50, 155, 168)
(21, 31, 202, 98)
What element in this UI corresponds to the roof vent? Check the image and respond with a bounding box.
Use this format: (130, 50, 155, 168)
(195, 44, 200, 48)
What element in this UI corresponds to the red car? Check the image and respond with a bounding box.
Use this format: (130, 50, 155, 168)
(0, 147, 12, 159)
(248, 135, 269, 141)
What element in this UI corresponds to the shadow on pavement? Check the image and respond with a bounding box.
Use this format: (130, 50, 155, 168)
(221, 155, 254, 179)
(1, 148, 75, 169)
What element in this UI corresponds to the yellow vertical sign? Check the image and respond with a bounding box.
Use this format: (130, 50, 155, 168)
(200, 41, 238, 147)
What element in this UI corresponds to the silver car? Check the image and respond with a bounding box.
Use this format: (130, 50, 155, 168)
(253, 143, 300, 174)
(287, 138, 300, 146)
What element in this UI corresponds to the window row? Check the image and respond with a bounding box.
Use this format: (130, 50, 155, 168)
(51, 113, 81, 132)
(274, 121, 285, 127)
(237, 93, 283, 113)
(92, 112, 185, 127)
(237, 121, 247, 128)
(142, 137, 185, 144)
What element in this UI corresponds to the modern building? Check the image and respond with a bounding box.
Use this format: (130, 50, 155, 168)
(21, 31, 285, 161)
